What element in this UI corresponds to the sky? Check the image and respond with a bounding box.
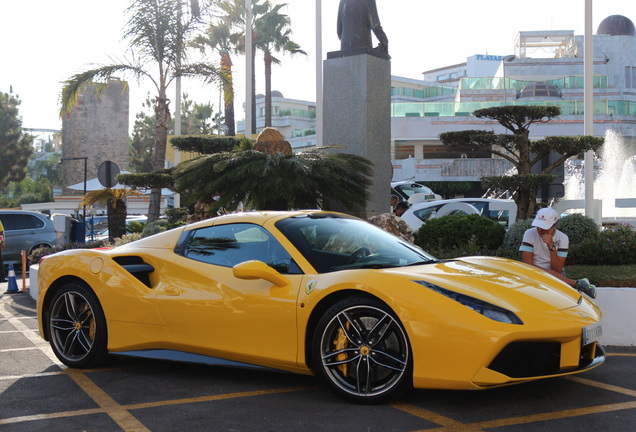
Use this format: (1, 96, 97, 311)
(0, 0, 633, 134)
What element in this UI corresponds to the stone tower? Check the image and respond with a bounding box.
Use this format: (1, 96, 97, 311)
(61, 78, 129, 190)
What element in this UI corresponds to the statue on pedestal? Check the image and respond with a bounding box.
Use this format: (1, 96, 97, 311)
(337, 0, 388, 53)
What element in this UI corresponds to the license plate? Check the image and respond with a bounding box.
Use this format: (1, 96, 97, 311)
(582, 322, 603, 345)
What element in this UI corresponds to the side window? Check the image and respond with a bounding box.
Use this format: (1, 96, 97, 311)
(184, 223, 301, 274)
(413, 205, 442, 222)
(1, 214, 26, 231)
(24, 215, 45, 229)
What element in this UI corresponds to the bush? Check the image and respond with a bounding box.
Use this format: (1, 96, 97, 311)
(28, 240, 107, 265)
(415, 214, 505, 258)
(556, 213, 599, 246)
(126, 220, 146, 233)
(501, 219, 532, 259)
(142, 219, 170, 237)
(165, 207, 189, 228)
(111, 232, 143, 246)
(569, 224, 636, 265)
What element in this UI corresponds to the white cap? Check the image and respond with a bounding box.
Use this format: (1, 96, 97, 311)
(532, 208, 559, 230)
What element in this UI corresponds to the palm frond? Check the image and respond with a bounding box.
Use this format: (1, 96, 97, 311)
(80, 188, 142, 209)
(59, 64, 148, 117)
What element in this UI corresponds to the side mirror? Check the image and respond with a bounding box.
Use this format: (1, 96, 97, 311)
(233, 260, 289, 287)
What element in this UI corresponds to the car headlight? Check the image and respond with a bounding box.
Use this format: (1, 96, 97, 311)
(415, 280, 523, 325)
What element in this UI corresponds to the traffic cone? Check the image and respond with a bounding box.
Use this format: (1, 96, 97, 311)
(5, 264, 19, 294)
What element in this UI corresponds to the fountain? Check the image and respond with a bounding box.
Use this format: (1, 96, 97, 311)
(564, 130, 636, 223)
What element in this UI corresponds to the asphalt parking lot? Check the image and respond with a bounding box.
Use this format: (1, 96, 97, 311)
(2, 281, 636, 432)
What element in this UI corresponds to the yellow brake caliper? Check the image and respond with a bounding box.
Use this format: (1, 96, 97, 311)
(334, 322, 350, 375)
(83, 305, 95, 341)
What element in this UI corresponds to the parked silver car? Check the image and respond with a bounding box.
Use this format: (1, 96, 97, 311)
(0, 210, 57, 267)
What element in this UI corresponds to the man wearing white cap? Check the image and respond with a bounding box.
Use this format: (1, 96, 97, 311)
(520, 207, 596, 298)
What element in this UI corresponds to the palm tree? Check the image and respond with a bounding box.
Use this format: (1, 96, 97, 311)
(211, 1, 304, 133)
(254, 3, 306, 127)
(80, 188, 141, 239)
(173, 147, 373, 213)
(192, 11, 241, 136)
(60, 0, 225, 223)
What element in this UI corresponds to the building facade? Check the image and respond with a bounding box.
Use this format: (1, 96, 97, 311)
(391, 14, 636, 184)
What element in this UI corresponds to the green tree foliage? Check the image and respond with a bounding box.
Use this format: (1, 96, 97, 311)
(439, 106, 604, 219)
(60, 0, 225, 223)
(0, 177, 53, 207)
(179, 93, 218, 135)
(80, 188, 141, 239)
(29, 151, 62, 186)
(192, 3, 242, 136)
(173, 147, 373, 212)
(129, 96, 156, 173)
(129, 93, 218, 173)
(212, 0, 304, 133)
(0, 89, 33, 189)
(117, 168, 174, 191)
(171, 135, 240, 154)
(254, 2, 306, 127)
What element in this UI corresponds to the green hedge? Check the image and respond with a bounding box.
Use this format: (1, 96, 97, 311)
(415, 214, 505, 258)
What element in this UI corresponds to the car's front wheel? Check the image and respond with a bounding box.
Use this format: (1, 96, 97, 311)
(47, 283, 108, 368)
(312, 296, 412, 403)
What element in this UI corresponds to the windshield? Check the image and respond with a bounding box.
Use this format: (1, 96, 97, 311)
(275, 213, 437, 273)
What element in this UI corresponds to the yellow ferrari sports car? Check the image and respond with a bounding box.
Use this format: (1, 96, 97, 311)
(37, 210, 604, 403)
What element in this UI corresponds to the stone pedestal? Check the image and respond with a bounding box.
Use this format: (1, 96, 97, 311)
(323, 50, 391, 218)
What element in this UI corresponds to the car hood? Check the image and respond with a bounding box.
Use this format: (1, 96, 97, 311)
(384, 256, 584, 312)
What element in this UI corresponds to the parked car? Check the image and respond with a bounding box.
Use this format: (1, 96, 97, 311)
(391, 181, 439, 205)
(37, 210, 603, 403)
(401, 198, 518, 231)
(0, 210, 57, 267)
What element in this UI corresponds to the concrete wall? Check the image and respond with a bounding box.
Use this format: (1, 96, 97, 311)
(596, 287, 636, 347)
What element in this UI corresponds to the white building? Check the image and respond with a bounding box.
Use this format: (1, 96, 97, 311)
(391, 14, 636, 185)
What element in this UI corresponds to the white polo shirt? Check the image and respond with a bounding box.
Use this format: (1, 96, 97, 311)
(519, 227, 569, 270)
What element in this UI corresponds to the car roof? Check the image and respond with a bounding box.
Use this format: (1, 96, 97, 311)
(182, 210, 350, 231)
(0, 210, 50, 218)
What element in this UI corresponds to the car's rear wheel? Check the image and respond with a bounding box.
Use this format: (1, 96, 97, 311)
(48, 283, 108, 368)
(312, 296, 412, 403)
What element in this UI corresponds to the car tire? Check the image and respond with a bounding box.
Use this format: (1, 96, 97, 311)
(47, 283, 109, 368)
(312, 296, 412, 404)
